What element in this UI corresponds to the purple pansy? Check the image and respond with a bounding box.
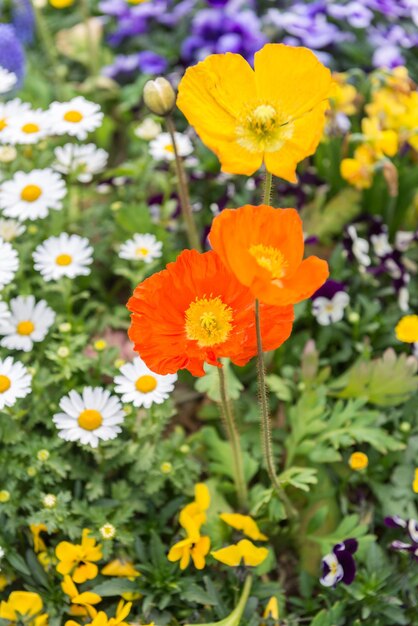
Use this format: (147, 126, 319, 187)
(320, 539, 358, 587)
(311, 281, 350, 326)
(385, 516, 418, 560)
(102, 51, 168, 80)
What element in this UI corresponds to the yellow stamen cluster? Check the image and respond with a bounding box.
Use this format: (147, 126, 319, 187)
(0, 375, 11, 393)
(77, 409, 103, 431)
(17, 320, 35, 336)
(185, 296, 233, 347)
(55, 254, 72, 266)
(64, 110, 83, 123)
(236, 102, 293, 153)
(21, 184, 42, 203)
(249, 243, 288, 279)
(135, 375, 157, 393)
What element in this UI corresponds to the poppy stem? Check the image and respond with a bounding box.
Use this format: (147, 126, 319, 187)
(217, 367, 248, 510)
(255, 299, 297, 518)
(166, 116, 202, 251)
(262, 170, 273, 205)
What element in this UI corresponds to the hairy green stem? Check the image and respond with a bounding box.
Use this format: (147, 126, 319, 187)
(262, 170, 273, 205)
(166, 115, 201, 251)
(217, 367, 248, 510)
(255, 299, 297, 518)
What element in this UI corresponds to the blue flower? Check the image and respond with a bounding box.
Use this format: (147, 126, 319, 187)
(0, 24, 25, 89)
(12, 0, 35, 44)
(320, 539, 358, 587)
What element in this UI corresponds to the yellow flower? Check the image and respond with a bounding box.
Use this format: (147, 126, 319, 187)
(168, 514, 210, 570)
(56, 529, 102, 583)
(101, 558, 140, 578)
(49, 0, 74, 7)
(413, 468, 418, 494)
(177, 43, 332, 182)
(262, 596, 280, 624)
(211, 539, 268, 567)
(0, 573, 9, 592)
(0, 490, 10, 502)
(94, 339, 107, 352)
(180, 483, 210, 531)
(348, 452, 368, 471)
(219, 513, 268, 541)
(340, 144, 376, 189)
(66, 600, 132, 626)
(361, 117, 398, 157)
(30, 523, 48, 553)
(62, 574, 101, 618)
(330, 73, 357, 116)
(0, 591, 48, 626)
(395, 315, 418, 343)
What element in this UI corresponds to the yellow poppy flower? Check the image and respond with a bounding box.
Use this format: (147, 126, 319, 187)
(262, 596, 279, 623)
(0, 591, 48, 626)
(180, 483, 210, 531)
(177, 43, 332, 183)
(395, 314, 418, 343)
(101, 558, 140, 578)
(30, 523, 48, 553)
(56, 529, 102, 583)
(219, 513, 268, 541)
(211, 539, 268, 567)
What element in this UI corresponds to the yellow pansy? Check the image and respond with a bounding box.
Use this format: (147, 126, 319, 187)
(168, 513, 210, 570)
(0, 591, 48, 626)
(395, 315, 418, 343)
(56, 529, 102, 583)
(66, 600, 132, 626)
(262, 596, 279, 624)
(101, 558, 140, 578)
(30, 523, 48, 553)
(62, 574, 101, 618)
(177, 43, 332, 182)
(413, 468, 418, 494)
(341, 144, 376, 189)
(361, 117, 398, 157)
(180, 483, 210, 531)
(330, 73, 358, 115)
(211, 539, 268, 567)
(219, 513, 268, 541)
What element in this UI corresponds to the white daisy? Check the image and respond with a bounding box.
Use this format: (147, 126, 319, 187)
(33, 233, 93, 282)
(2, 109, 50, 145)
(0, 99, 30, 143)
(53, 387, 125, 448)
(0, 301, 10, 324)
(48, 97, 103, 140)
(149, 132, 193, 162)
(312, 292, 350, 326)
(53, 143, 108, 183)
(119, 233, 162, 263)
(0, 295, 55, 352)
(0, 356, 32, 410)
(134, 118, 162, 140)
(0, 67, 17, 95)
(0, 168, 66, 221)
(114, 357, 177, 409)
(0, 238, 18, 290)
(0, 218, 25, 241)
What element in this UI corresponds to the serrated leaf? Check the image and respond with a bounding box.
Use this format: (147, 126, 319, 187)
(266, 375, 292, 401)
(277, 467, 318, 492)
(195, 361, 243, 402)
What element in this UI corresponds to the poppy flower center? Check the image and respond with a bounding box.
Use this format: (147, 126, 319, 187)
(249, 244, 288, 279)
(77, 409, 103, 430)
(22, 123, 40, 134)
(185, 296, 233, 347)
(56, 254, 72, 266)
(17, 320, 35, 336)
(0, 118, 6, 131)
(64, 110, 83, 123)
(21, 184, 42, 202)
(0, 375, 11, 393)
(135, 247, 149, 257)
(236, 102, 293, 153)
(135, 375, 157, 393)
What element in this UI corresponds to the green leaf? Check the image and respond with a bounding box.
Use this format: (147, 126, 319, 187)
(265, 375, 292, 401)
(184, 575, 252, 626)
(277, 467, 318, 492)
(195, 361, 243, 402)
(90, 578, 138, 596)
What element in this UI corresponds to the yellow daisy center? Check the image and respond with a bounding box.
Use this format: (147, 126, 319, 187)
(21, 184, 42, 203)
(55, 254, 72, 266)
(64, 110, 84, 123)
(249, 243, 288, 279)
(135, 375, 157, 393)
(135, 247, 149, 257)
(17, 320, 35, 336)
(78, 409, 103, 430)
(0, 375, 11, 393)
(185, 296, 233, 347)
(395, 315, 418, 343)
(0, 118, 6, 131)
(164, 144, 175, 153)
(236, 102, 294, 153)
(22, 123, 40, 134)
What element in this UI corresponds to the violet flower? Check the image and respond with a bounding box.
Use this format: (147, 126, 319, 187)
(102, 51, 168, 80)
(320, 539, 358, 587)
(311, 280, 350, 326)
(385, 516, 418, 560)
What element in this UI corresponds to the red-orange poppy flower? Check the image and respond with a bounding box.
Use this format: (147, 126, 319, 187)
(127, 249, 294, 376)
(209, 204, 329, 306)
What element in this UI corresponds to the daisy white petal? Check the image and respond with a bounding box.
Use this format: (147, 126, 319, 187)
(53, 143, 108, 182)
(48, 97, 103, 140)
(0, 238, 18, 289)
(149, 131, 192, 162)
(118, 233, 162, 263)
(114, 356, 177, 409)
(33, 233, 93, 282)
(0, 295, 55, 352)
(0, 356, 32, 410)
(0, 169, 66, 221)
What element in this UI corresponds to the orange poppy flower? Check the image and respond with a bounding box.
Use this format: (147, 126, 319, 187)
(177, 43, 332, 183)
(209, 204, 329, 306)
(127, 249, 294, 376)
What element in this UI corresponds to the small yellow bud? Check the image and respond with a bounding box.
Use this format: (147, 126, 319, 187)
(59, 322, 72, 333)
(114, 358, 125, 369)
(100, 523, 116, 539)
(348, 451, 368, 471)
(0, 490, 10, 503)
(0, 146, 17, 163)
(143, 78, 176, 116)
(49, 0, 74, 8)
(110, 201, 122, 212)
(37, 449, 50, 462)
(348, 311, 360, 324)
(160, 462, 173, 474)
(180, 444, 190, 454)
(400, 421, 411, 433)
(94, 339, 107, 352)
(28, 225, 38, 235)
(42, 494, 57, 508)
(27, 467, 37, 477)
(57, 346, 70, 358)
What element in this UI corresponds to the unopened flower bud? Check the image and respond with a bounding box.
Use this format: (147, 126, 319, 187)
(143, 78, 176, 116)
